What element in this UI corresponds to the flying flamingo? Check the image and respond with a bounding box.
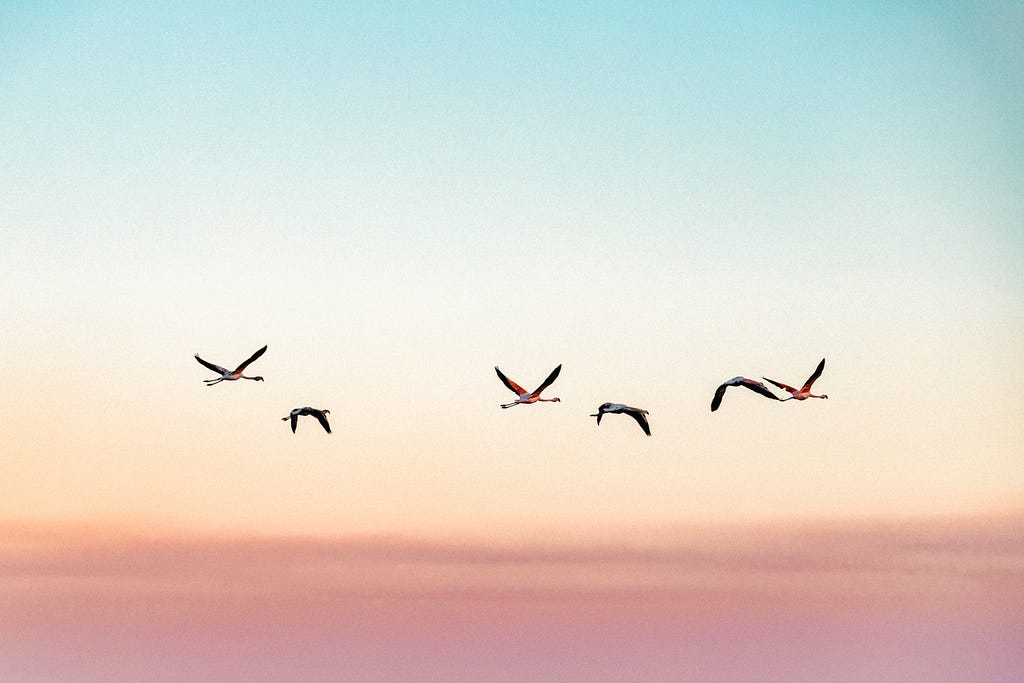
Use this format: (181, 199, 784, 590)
(590, 403, 651, 436)
(764, 358, 829, 401)
(710, 377, 781, 412)
(282, 407, 331, 434)
(194, 345, 267, 385)
(495, 364, 562, 409)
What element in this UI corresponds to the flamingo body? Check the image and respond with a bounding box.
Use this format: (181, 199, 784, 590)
(495, 364, 562, 409)
(282, 407, 331, 434)
(194, 345, 268, 385)
(590, 402, 651, 436)
(763, 358, 829, 401)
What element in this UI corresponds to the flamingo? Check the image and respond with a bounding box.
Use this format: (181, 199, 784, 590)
(282, 407, 331, 434)
(194, 345, 267, 385)
(590, 403, 651, 436)
(710, 377, 781, 412)
(764, 358, 829, 401)
(495, 364, 562, 409)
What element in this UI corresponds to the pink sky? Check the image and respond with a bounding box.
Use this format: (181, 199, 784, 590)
(3, 513, 1021, 682)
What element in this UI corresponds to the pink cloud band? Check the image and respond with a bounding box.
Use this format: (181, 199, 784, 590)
(2, 514, 1022, 682)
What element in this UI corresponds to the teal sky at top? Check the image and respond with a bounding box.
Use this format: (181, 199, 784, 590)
(2, 2, 1021, 255)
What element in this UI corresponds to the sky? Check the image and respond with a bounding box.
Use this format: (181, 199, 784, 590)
(1, 2, 1022, 680)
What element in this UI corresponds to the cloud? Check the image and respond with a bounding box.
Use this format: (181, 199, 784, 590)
(1, 513, 1021, 600)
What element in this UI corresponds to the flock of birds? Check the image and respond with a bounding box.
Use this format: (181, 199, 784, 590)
(195, 345, 830, 437)
(193, 345, 329, 433)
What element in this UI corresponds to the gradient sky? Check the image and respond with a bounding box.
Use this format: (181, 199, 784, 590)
(1, 2, 1022, 680)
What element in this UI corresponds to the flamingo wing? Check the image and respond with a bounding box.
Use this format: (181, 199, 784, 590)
(801, 358, 826, 391)
(234, 345, 268, 373)
(290, 413, 299, 433)
(312, 409, 332, 434)
(713, 378, 780, 411)
(710, 383, 730, 412)
(742, 379, 781, 401)
(195, 355, 229, 375)
(495, 367, 527, 396)
(530, 364, 562, 396)
(626, 408, 651, 436)
(763, 377, 798, 394)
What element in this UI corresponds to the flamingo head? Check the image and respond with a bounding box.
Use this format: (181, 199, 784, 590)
(253, 376, 264, 381)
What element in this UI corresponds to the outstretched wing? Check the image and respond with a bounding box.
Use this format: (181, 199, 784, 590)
(234, 345, 268, 373)
(495, 366, 527, 396)
(742, 379, 781, 402)
(290, 413, 299, 433)
(194, 354, 228, 375)
(801, 358, 826, 391)
(530, 364, 562, 396)
(763, 377, 797, 393)
(710, 383, 729, 412)
(312, 409, 331, 434)
(626, 408, 651, 436)
(714, 378, 780, 411)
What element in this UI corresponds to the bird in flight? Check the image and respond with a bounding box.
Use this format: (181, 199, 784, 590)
(764, 358, 829, 401)
(282, 407, 331, 434)
(710, 377, 781, 412)
(194, 345, 268, 386)
(590, 403, 651, 436)
(495, 364, 562, 409)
